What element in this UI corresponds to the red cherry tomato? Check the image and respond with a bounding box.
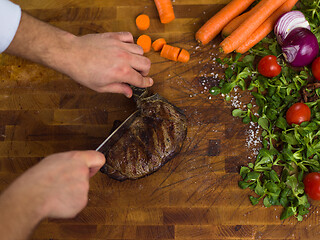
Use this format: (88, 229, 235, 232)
(286, 102, 311, 125)
(312, 57, 320, 81)
(304, 172, 320, 201)
(257, 55, 282, 78)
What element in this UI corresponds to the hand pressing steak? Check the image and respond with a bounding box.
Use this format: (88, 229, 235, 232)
(100, 93, 187, 181)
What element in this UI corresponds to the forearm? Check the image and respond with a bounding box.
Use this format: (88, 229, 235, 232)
(4, 6, 152, 96)
(0, 151, 105, 240)
(0, 180, 44, 240)
(5, 11, 76, 75)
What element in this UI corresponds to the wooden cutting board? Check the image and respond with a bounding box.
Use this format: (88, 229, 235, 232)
(1, 0, 320, 239)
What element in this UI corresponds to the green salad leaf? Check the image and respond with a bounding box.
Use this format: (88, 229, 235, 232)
(210, 0, 320, 221)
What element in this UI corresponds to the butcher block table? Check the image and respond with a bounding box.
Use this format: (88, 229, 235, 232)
(1, 0, 320, 239)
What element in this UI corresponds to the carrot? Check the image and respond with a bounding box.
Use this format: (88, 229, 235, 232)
(136, 14, 150, 31)
(236, 0, 299, 53)
(195, 0, 256, 45)
(137, 35, 152, 53)
(221, 10, 254, 38)
(177, 49, 190, 63)
(220, 0, 286, 54)
(160, 44, 181, 61)
(154, 0, 175, 24)
(152, 38, 167, 51)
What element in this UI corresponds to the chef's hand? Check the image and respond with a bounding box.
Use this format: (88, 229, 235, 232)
(5, 12, 153, 98)
(23, 150, 105, 218)
(0, 151, 105, 240)
(62, 32, 153, 97)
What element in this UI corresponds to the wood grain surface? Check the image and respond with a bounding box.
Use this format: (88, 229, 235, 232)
(1, 0, 320, 239)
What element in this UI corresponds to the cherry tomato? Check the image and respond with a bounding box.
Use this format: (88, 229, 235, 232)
(257, 55, 282, 78)
(304, 172, 320, 200)
(312, 57, 320, 81)
(286, 102, 311, 125)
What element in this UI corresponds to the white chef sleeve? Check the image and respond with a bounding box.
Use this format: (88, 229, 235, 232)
(0, 0, 22, 53)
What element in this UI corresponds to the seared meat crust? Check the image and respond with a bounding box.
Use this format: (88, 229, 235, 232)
(100, 94, 187, 181)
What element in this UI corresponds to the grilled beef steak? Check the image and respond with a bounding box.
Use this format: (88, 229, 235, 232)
(100, 93, 187, 181)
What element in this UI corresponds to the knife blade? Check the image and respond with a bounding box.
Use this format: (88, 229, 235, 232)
(96, 110, 140, 154)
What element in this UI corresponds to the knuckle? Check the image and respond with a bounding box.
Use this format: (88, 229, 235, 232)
(136, 75, 145, 86)
(66, 151, 80, 161)
(112, 32, 133, 42)
(116, 65, 131, 76)
(122, 31, 133, 40)
(104, 32, 119, 39)
(107, 38, 118, 45)
(102, 32, 113, 38)
(117, 50, 131, 61)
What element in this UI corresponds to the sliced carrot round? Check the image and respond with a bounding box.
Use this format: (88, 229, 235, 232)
(160, 44, 180, 61)
(136, 14, 150, 31)
(137, 34, 152, 53)
(152, 38, 167, 51)
(177, 49, 190, 63)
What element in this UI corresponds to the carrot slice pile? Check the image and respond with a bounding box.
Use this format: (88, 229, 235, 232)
(136, 14, 150, 31)
(134, 6, 190, 63)
(152, 38, 167, 51)
(154, 0, 175, 24)
(137, 35, 152, 53)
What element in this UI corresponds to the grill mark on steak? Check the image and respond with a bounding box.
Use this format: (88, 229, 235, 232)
(100, 93, 187, 181)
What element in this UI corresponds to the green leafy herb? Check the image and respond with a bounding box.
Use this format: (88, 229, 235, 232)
(300, 0, 320, 42)
(210, 0, 320, 221)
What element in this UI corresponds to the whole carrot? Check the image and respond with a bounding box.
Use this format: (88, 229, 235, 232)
(221, 10, 254, 38)
(195, 0, 256, 45)
(236, 0, 299, 53)
(154, 0, 175, 24)
(220, 0, 286, 54)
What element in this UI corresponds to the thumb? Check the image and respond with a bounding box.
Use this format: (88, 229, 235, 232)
(83, 150, 106, 177)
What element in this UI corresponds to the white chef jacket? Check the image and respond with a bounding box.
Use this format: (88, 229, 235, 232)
(0, 0, 21, 53)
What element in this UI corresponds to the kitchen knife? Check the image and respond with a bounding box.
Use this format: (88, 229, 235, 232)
(96, 110, 140, 155)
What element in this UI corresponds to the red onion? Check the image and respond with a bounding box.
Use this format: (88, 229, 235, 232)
(282, 27, 319, 67)
(274, 11, 310, 46)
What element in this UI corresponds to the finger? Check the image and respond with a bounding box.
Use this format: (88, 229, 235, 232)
(112, 32, 134, 43)
(100, 83, 133, 98)
(120, 42, 144, 56)
(86, 151, 106, 178)
(128, 54, 151, 76)
(83, 150, 106, 169)
(124, 69, 154, 89)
